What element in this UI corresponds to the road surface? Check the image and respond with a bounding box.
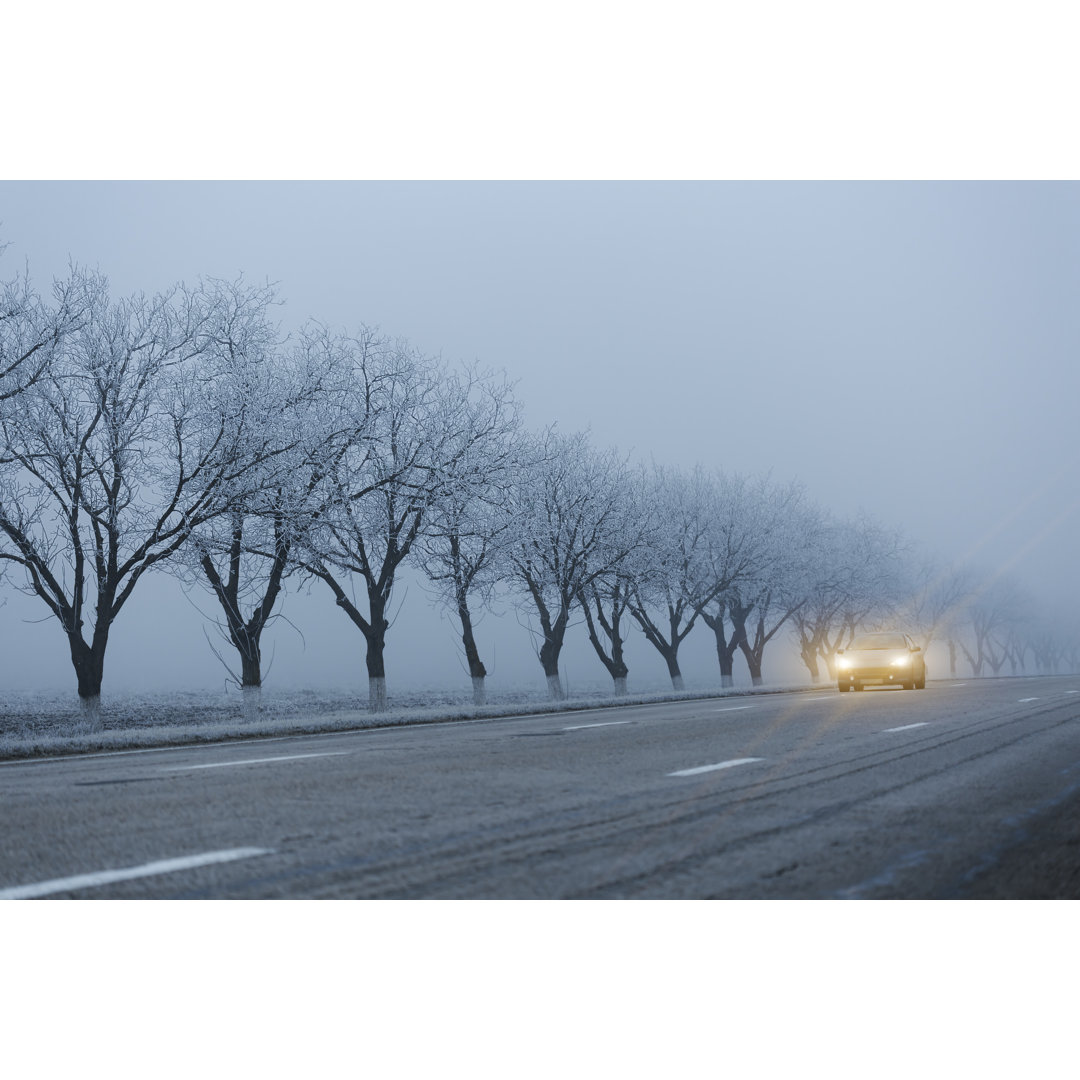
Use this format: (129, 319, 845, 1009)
(2, 676, 1079, 898)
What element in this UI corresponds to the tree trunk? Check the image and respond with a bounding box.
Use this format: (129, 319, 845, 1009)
(471, 675, 487, 707)
(457, 594, 488, 701)
(702, 607, 741, 690)
(68, 626, 109, 725)
(738, 640, 764, 686)
(315, 564, 392, 712)
(199, 521, 291, 692)
(365, 595, 389, 711)
(629, 597, 691, 693)
(525, 585, 568, 701)
(545, 672, 564, 700)
(540, 635, 566, 700)
(579, 586, 630, 696)
(242, 685, 261, 721)
(236, 630, 263, 688)
(368, 676, 388, 711)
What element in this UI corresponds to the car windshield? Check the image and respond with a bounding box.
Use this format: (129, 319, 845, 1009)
(849, 633, 908, 650)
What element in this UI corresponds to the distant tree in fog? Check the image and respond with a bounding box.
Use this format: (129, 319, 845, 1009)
(505, 431, 638, 700)
(627, 466, 763, 691)
(789, 513, 906, 682)
(956, 575, 1029, 676)
(0, 274, 288, 717)
(701, 476, 810, 688)
(576, 464, 656, 696)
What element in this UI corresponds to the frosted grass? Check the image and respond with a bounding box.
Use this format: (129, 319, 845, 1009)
(0, 680, 823, 760)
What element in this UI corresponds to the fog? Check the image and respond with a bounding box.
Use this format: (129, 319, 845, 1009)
(1, 181, 1077, 695)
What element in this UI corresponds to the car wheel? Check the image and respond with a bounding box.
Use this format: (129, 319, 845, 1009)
(838, 681, 851, 692)
(903, 680, 915, 690)
(853, 680, 864, 692)
(915, 673, 926, 690)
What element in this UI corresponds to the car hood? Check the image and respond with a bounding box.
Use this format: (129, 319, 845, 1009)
(844, 648, 910, 663)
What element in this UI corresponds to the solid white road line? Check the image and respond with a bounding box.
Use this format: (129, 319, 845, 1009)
(563, 721, 633, 731)
(0, 847, 274, 900)
(161, 751, 350, 772)
(883, 723, 930, 733)
(668, 758, 763, 778)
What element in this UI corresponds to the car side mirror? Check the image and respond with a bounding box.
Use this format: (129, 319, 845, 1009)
(911, 645, 921, 652)
(836, 649, 844, 656)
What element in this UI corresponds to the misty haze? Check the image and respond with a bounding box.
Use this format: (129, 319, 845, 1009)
(2, 182, 1079, 902)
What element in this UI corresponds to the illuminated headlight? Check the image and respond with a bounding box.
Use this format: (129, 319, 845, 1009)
(837, 657, 852, 670)
(891, 655, 912, 667)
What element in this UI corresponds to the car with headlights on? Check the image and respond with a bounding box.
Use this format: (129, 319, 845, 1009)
(836, 632, 926, 691)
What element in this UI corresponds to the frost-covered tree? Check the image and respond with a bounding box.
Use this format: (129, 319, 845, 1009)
(627, 465, 763, 691)
(576, 464, 656, 696)
(411, 370, 525, 706)
(789, 512, 907, 682)
(304, 338, 516, 711)
(505, 431, 637, 700)
(956, 574, 1029, 676)
(0, 274, 291, 716)
(896, 558, 977, 676)
(702, 478, 815, 687)
(181, 321, 363, 702)
(0, 250, 89, 407)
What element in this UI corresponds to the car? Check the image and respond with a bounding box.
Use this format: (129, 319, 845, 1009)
(835, 632, 926, 691)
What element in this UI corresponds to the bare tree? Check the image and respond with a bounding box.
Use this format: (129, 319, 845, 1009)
(957, 575, 1029, 676)
(628, 466, 763, 691)
(412, 370, 525, 705)
(304, 339, 516, 711)
(0, 273, 288, 717)
(789, 512, 906, 682)
(505, 432, 637, 700)
(0, 253, 89, 407)
(577, 466, 656, 696)
(701, 477, 810, 688)
(181, 321, 363, 704)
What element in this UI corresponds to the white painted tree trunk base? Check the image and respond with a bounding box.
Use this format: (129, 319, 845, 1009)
(721, 674, 734, 689)
(613, 677, 628, 697)
(546, 674, 565, 701)
(471, 676, 487, 707)
(78, 696, 102, 732)
(369, 676, 387, 712)
(671, 675, 685, 691)
(242, 686, 262, 721)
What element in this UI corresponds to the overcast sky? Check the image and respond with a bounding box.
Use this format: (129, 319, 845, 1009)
(1, 181, 1077, 694)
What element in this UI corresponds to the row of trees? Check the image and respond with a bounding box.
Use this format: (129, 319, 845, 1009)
(2, 259, 1077, 718)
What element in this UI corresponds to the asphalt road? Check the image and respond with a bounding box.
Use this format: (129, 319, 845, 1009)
(3, 676, 1079, 899)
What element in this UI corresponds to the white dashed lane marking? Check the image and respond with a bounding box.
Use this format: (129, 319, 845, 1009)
(668, 758, 763, 778)
(883, 723, 930, 733)
(161, 752, 350, 772)
(563, 721, 633, 731)
(0, 848, 273, 900)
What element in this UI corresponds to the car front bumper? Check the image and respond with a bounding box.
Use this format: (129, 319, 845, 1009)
(838, 666, 913, 685)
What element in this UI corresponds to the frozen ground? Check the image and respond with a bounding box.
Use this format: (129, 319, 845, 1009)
(0, 681, 819, 760)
